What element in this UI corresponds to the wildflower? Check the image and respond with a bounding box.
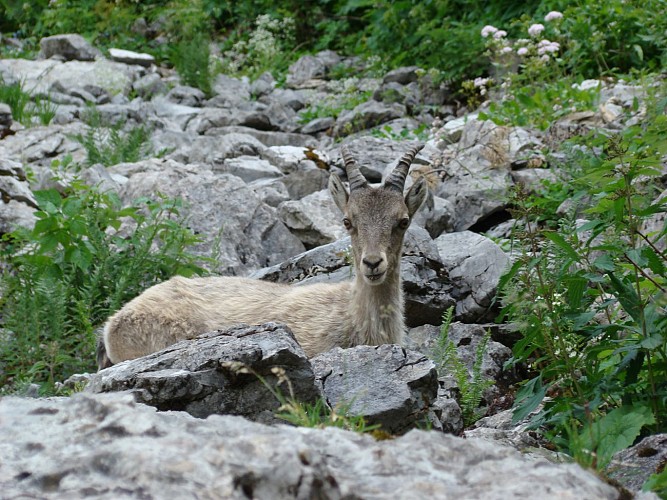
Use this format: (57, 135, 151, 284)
(481, 25, 498, 38)
(473, 77, 490, 88)
(493, 30, 508, 39)
(528, 23, 545, 37)
(500, 46, 513, 54)
(517, 47, 529, 56)
(540, 54, 551, 62)
(545, 11, 563, 22)
(537, 40, 560, 55)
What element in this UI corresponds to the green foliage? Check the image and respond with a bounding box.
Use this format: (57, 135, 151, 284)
(433, 307, 494, 427)
(498, 106, 667, 469)
(0, 78, 56, 126)
(0, 181, 205, 392)
(171, 33, 212, 95)
(478, 79, 600, 131)
(644, 467, 667, 498)
(73, 108, 152, 167)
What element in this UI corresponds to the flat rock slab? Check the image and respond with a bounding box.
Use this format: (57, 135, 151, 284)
(0, 392, 622, 499)
(86, 323, 320, 422)
(311, 344, 438, 434)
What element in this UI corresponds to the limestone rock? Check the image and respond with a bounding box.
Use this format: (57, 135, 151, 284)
(87, 323, 319, 422)
(312, 344, 438, 434)
(0, 392, 624, 499)
(39, 34, 100, 61)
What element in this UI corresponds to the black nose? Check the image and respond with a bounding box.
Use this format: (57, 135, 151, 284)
(363, 257, 383, 270)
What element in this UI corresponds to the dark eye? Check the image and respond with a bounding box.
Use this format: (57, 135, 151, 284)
(343, 217, 352, 230)
(398, 217, 410, 230)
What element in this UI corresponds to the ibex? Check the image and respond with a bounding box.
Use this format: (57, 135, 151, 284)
(98, 144, 427, 370)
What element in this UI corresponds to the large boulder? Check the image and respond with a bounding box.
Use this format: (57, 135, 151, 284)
(39, 34, 100, 61)
(312, 344, 438, 434)
(277, 189, 345, 247)
(0, 392, 624, 499)
(110, 158, 306, 274)
(435, 231, 510, 322)
(87, 323, 319, 422)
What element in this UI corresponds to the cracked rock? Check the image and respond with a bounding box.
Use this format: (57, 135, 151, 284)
(311, 344, 438, 434)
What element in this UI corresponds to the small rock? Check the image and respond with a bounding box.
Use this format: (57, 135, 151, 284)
(39, 34, 100, 61)
(109, 48, 155, 67)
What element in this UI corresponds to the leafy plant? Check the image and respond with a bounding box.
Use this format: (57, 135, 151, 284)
(0, 180, 206, 392)
(73, 107, 152, 167)
(0, 78, 56, 126)
(171, 32, 212, 95)
(498, 108, 667, 469)
(433, 307, 494, 427)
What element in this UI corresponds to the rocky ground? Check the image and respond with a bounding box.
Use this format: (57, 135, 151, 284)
(1, 34, 664, 498)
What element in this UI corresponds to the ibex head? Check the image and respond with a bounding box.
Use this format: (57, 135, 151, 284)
(329, 144, 428, 286)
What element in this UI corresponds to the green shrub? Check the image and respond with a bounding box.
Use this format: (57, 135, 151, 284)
(73, 107, 153, 167)
(499, 108, 667, 469)
(0, 181, 206, 393)
(171, 32, 212, 95)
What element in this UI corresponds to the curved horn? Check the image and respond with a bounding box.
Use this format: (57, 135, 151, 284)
(341, 145, 368, 192)
(384, 143, 425, 192)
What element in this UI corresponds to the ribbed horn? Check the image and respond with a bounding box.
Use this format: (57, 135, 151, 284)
(341, 145, 368, 192)
(384, 143, 425, 192)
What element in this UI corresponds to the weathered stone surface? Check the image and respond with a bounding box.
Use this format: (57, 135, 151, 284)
(108, 47, 155, 67)
(214, 155, 283, 182)
(207, 125, 319, 148)
(312, 344, 438, 433)
(382, 66, 421, 85)
(0, 58, 141, 97)
(111, 159, 305, 274)
(281, 168, 330, 200)
(334, 100, 405, 137)
(607, 433, 667, 494)
(0, 102, 12, 129)
(435, 231, 509, 321)
(87, 323, 319, 422)
(0, 199, 36, 233)
(436, 118, 514, 231)
(278, 189, 346, 247)
(39, 34, 100, 61)
(0, 392, 623, 499)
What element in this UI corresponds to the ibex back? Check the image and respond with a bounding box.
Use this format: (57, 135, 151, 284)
(98, 144, 428, 369)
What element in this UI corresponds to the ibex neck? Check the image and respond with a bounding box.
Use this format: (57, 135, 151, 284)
(348, 267, 405, 347)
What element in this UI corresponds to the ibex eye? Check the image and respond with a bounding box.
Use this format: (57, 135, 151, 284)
(398, 218, 410, 229)
(343, 218, 352, 230)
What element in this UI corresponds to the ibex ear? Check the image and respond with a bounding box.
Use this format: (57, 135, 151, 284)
(328, 173, 349, 213)
(405, 177, 428, 217)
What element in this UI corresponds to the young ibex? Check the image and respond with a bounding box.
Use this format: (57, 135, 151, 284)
(98, 144, 427, 370)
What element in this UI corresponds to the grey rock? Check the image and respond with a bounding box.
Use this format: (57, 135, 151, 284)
(207, 126, 319, 148)
(108, 47, 155, 67)
(334, 100, 405, 137)
(1, 123, 86, 166)
(168, 132, 266, 165)
(607, 433, 667, 494)
(210, 73, 251, 106)
(0, 199, 36, 233)
(0, 175, 37, 207)
(281, 168, 330, 200)
(151, 95, 201, 130)
(87, 323, 319, 422)
(166, 85, 206, 107)
(249, 178, 291, 207)
(312, 344, 438, 434)
(435, 231, 509, 322)
(39, 34, 100, 61)
(278, 189, 346, 247)
(511, 167, 557, 192)
(0, 392, 622, 499)
(250, 71, 276, 97)
(436, 118, 514, 231)
(214, 155, 283, 182)
(300, 116, 335, 135)
(0, 58, 141, 98)
(132, 72, 166, 98)
(412, 194, 455, 238)
(111, 159, 305, 274)
(265, 87, 309, 111)
(286, 54, 328, 88)
(260, 145, 317, 174)
(383, 66, 421, 85)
